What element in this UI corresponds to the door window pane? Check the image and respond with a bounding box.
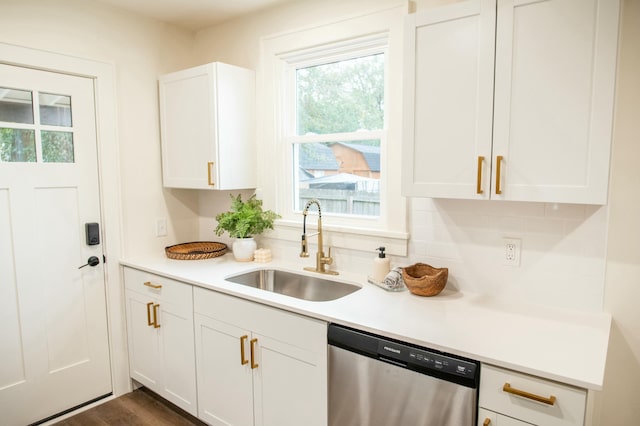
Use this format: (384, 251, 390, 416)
(0, 88, 34, 124)
(296, 53, 385, 135)
(41, 131, 74, 163)
(295, 140, 380, 216)
(0, 128, 36, 162)
(39, 93, 72, 127)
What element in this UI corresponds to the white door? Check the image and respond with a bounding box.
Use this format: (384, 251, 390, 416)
(0, 64, 111, 425)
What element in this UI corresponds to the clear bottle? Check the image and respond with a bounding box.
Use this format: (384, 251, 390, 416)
(373, 246, 391, 282)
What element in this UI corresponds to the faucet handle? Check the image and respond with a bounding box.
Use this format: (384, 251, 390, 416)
(322, 247, 334, 266)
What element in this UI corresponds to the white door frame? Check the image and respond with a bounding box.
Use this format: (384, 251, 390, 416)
(0, 42, 129, 397)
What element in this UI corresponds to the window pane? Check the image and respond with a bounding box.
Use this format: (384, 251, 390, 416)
(39, 93, 72, 127)
(296, 53, 385, 135)
(0, 128, 36, 162)
(41, 131, 74, 163)
(0, 88, 34, 124)
(295, 141, 380, 216)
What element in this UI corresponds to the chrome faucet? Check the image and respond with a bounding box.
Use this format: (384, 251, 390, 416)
(300, 199, 338, 275)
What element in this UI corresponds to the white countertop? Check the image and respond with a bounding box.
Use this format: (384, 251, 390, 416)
(120, 253, 611, 390)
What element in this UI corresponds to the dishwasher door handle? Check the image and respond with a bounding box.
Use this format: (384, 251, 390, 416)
(378, 356, 407, 368)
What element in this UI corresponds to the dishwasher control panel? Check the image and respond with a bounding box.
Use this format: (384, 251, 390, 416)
(377, 340, 477, 379)
(328, 323, 479, 389)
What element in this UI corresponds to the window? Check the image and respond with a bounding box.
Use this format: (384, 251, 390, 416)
(260, 7, 408, 254)
(0, 87, 75, 163)
(292, 53, 384, 217)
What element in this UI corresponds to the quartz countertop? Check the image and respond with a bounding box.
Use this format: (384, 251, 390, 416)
(120, 253, 611, 390)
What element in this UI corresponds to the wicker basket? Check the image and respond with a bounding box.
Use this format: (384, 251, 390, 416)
(165, 241, 227, 260)
(402, 263, 448, 297)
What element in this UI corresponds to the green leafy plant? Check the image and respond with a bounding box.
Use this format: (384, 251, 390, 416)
(215, 194, 280, 239)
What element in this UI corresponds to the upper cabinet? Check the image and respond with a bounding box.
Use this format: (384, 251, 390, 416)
(159, 62, 256, 190)
(402, 0, 620, 204)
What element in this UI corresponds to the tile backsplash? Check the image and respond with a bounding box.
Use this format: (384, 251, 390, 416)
(201, 193, 608, 313)
(407, 198, 608, 312)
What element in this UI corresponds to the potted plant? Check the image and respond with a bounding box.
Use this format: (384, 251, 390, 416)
(215, 193, 280, 261)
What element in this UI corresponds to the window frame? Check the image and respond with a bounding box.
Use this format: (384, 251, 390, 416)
(258, 6, 408, 256)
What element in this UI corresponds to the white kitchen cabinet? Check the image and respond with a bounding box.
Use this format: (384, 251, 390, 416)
(159, 62, 256, 190)
(123, 267, 197, 416)
(479, 364, 587, 426)
(193, 287, 327, 426)
(403, 0, 620, 204)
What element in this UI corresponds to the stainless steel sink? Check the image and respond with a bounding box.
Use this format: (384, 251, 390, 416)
(225, 269, 360, 302)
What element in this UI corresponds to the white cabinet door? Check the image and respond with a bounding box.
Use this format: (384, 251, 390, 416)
(124, 268, 197, 416)
(253, 333, 327, 426)
(492, 0, 620, 204)
(159, 62, 256, 190)
(194, 313, 254, 426)
(403, 0, 619, 204)
(403, 0, 496, 199)
(193, 287, 328, 426)
(125, 290, 161, 389)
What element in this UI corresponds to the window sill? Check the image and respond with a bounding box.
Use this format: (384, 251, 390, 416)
(266, 219, 409, 256)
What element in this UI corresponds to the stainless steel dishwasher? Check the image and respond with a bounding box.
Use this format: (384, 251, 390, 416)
(328, 324, 479, 426)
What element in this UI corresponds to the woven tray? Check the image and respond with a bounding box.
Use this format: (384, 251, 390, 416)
(165, 241, 227, 260)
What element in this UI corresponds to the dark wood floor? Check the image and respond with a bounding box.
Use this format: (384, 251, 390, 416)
(53, 387, 206, 426)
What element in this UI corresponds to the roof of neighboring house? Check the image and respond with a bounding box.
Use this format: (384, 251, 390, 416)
(298, 143, 339, 171)
(300, 172, 377, 184)
(298, 167, 315, 181)
(336, 142, 380, 172)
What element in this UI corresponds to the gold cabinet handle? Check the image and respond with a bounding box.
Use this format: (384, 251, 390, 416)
(240, 335, 249, 366)
(495, 155, 504, 195)
(146, 302, 154, 326)
(503, 383, 556, 406)
(153, 303, 161, 328)
(207, 162, 215, 186)
(483, 419, 491, 426)
(144, 281, 162, 289)
(250, 338, 258, 369)
(477, 156, 485, 194)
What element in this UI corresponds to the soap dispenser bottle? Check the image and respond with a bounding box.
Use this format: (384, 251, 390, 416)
(373, 246, 391, 282)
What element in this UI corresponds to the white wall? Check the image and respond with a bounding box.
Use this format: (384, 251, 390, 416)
(0, 0, 200, 258)
(598, 1, 640, 424)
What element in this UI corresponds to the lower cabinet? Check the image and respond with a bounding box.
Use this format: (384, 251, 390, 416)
(123, 267, 197, 416)
(479, 364, 587, 426)
(193, 287, 328, 426)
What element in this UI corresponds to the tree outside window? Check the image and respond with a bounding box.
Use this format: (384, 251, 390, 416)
(292, 53, 385, 217)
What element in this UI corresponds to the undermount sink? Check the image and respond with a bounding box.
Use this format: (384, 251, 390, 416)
(225, 269, 361, 302)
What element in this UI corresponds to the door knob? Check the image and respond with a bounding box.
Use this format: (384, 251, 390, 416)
(78, 256, 100, 269)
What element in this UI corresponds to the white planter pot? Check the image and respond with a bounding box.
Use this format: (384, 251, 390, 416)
(232, 237, 257, 262)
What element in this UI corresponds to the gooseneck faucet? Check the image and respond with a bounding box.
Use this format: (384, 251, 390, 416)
(300, 199, 338, 275)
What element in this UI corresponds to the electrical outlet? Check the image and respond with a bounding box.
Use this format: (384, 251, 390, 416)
(156, 218, 167, 237)
(503, 238, 521, 266)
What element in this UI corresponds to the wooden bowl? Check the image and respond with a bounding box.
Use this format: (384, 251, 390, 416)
(402, 263, 448, 296)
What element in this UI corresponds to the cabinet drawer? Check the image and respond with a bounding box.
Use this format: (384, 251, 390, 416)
(480, 364, 586, 426)
(123, 267, 192, 307)
(194, 287, 326, 353)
